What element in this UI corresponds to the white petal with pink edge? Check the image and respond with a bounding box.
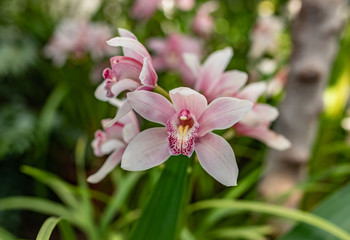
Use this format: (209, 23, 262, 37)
(197, 97, 253, 137)
(195, 132, 238, 186)
(169, 87, 207, 119)
(127, 91, 175, 125)
(121, 128, 171, 171)
(87, 146, 126, 183)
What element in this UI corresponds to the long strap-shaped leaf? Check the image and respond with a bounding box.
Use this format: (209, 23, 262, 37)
(36, 217, 62, 240)
(129, 155, 191, 240)
(189, 199, 350, 240)
(280, 183, 350, 240)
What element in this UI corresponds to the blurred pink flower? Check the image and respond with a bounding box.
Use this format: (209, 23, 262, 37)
(131, 0, 160, 20)
(131, 0, 194, 20)
(95, 29, 158, 127)
(88, 111, 140, 183)
(122, 87, 253, 186)
(192, 1, 218, 37)
(266, 67, 288, 97)
(184, 48, 291, 150)
(249, 16, 283, 59)
(148, 34, 202, 86)
(234, 82, 290, 150)
(44, 19, 114, 66)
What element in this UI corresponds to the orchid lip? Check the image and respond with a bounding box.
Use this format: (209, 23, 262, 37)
(166, 109, 199, 157)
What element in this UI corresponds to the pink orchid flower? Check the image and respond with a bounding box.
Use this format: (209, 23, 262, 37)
(184, 48, 290, 150)
(95, 28, 158, 127)
(121, 87, 253, 186)
(192, 1, 218, 37)
(131, 0, 194, 20)
(234, 82, 291, 150)
(249, 16, 284, 59)
(184, 47, 247, 102)
(88, 111, 140, 183)
(44, 19, 114, 66)
(147, 34, 202, 86)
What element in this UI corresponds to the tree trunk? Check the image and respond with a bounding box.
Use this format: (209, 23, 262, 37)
(259, 0, 346, 208)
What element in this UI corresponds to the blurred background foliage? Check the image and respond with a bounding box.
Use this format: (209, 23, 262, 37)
(0, 0, 349, 239)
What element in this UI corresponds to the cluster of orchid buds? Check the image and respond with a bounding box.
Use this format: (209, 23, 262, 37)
(89, 29, 290, 186)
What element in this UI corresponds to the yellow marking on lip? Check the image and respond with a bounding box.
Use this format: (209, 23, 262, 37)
(178, 125, 190, 138)
(178, 125, 184, 137)
(183, 125, 189, 136)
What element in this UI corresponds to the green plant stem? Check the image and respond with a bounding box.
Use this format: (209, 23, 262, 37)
(189, 199, 350, 240)
(153, 85, 171, 100)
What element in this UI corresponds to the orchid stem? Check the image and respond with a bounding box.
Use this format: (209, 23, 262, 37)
(153, 85, 171, 101)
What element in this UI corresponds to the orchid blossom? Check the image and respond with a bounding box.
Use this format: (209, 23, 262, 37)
(44, 19, 114, 66)
(88, 111, 139, 183)
(131, 0, 194, 20)
(234, 82, 291, 150)
(147, 34, 202, 86)
(121, 87, 253, 186)
(95, 28, 158, 127)
(192, 1, 218, 37)
(249, 16, 284, 59)
(184, 48, 290, 150)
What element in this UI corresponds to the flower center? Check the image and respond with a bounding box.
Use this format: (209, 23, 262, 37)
(166, 109, 199, 157)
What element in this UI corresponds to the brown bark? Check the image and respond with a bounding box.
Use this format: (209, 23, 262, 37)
(259, 0, 346, 207)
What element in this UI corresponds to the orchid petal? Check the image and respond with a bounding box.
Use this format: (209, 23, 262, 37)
(198, 97, 253, 136)
(118, 28, 138, 40)
(101, 139, 125, 155)
(235, 123, 291, 151)
(94, 81, 109, 101)
(87, 146, 126, 183)
(107, 37, 151, 64)
(195, 132, 238, 186)
(110, 79, 140, 98)
(122, 123, 138, 143)
(237, 82, 266, 103)
(183, 53, 201, 78)
(213, 70, 248, 95)
(139, 58, 157, 86)
(169, 87, 207, 119)
(127, 91, 175, 125)
(121, 128, 170, 171)
(196, 47, 233, 92)
(104, 100, 133, 128)
(240, 104, 279, 126)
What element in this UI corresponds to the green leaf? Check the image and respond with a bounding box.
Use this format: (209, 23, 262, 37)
(58, 219, 77, 240)
(0, 227, 17, 240)
(21, 165, 79, 209)
(0, 196, 72, 220)
(36, 217, 61, 240)
(189, 199, 350, 240)
(279, 184, 350, 240)
(129, 155, 191, 240)
(206, 225, 274, 240)
(100, 172, 142, 232)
